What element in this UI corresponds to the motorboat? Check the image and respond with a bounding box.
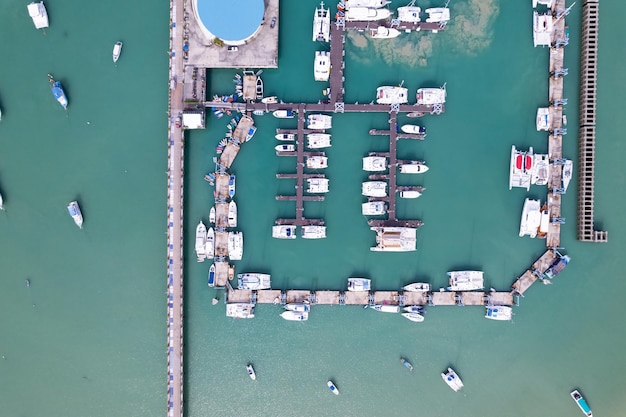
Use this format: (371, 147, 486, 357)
(228, 200, 237, 228)
(327, 380, 339, 395)
(0, 191, 4, 210)
(345, 0, 391, 8)
(403, 305, 426, 314)
(398, 190, 421, 199)
(306, 155, 328, 169)
(25, 279, 31, 287)
(400, 357, 414, 371)
(509, 145, 534, 191)
(228, 174, 236, 198)
(306, 178, 329, 193)
(416, 87, 446, 105)
(362, 181, 387, 197)
(544, 253, 570, 279)
(207, 263, 216, 287)
(402, 312, 425, 322)
(246, 364, 256, 381)
(272, 225, 297, 239)
(519, 198, 542, 238)
(255, 77, 263, 101)
(398, 4, 421, 23)
(570, 390, 593, 417)
(226, 303, 255, 319)
(347, 278, 371, 291)
(345, 7, 393, 21)
(275, 144, 296, 152)
(280, 311, 309, 321)
(376, 86, 408, 104)
(362, 201, 387, 215)
(314, 51, 331, 81)
(402, 282, 430, 292)
(441, 367, 464, 392)
(369, 26, 400, 39)
(362, 156, 387, 171)
(531, 153, 549, 186)
(67, 201, 83, 229)
(307, 133, 332, 149)
(533, 0, 553, 7)
(48, 74, 68, 109)
(447, 271, 484, 291)
(302, 225, 327, 239)
(205, 227, 215, 259)
(400, 124, 426, 135)
(312, 1, 330, 42)
(228, 231, 243, 260)
(373, 304, 400, 313)
(425, 7, 450, 24)
(245, 126, 257, 142)
(399, 163, 429, 174)
(113, 41, 123, 63)
(276, 133, 295, 141)
(237, 273, 271, 290)
(536, 107, 551, 131)
(307, 114, 332, 130)
(261, 96, 277, 104)
(533, 11, 553, 47)
(273, 109, 294, 118)
(284, 303, 310, 312)
(485, 306, 513, 321)
(208, 206, 216, 224)
(370, 227, 417, 252)
(27, 1, 49, 29)
(195, 221, 207, 262)
(562, 159, 573, 192)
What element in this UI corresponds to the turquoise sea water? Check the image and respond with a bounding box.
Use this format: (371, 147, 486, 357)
(2, 0, 626, 416)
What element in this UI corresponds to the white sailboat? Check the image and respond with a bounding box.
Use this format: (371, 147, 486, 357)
(238, 273, 271, 290)
(562, 159, 573, 192)
(447, 271, 484, 291)
(228, 231, 243, 260)
(533, 11, 553, 47)
(401, 312, 425, 322)
(345, 0, 391, 8)
(307, 114, 332, 130)
(509, 145, 534, 191)
(402, 282, 430, 292)
(312, 1, 331, 42)
(306, 155, 328, 169)
(226, 303, 255, 319)
(306, 178, 329, 193)
(441, 367, 464, 392)
(416, 86, 446, 105)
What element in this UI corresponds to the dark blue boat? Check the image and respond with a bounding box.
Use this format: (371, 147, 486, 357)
(48, 74, 68, 109)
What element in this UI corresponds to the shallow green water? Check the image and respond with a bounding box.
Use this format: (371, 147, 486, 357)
(2, 0, 626, 416)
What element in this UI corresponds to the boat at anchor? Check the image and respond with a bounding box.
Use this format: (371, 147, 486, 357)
(400, 357, 413, 371)
(27, 2, 49, 30)
(441, 367, 464, 392)
(67, 201, 83, 229)
(369, 26, 400, 39)
(246, 364, 256, 381)
(112, 41, 123, 62)
(48, 74, 68, 109)
(570, 389, 592, 417)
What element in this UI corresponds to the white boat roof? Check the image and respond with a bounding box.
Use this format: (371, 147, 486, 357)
(314, 51, 331, 81)
(416, 87, 446, 105)
(28, 2, 49, 29)
(533, 12, 553, 47)
(425, 7, 450, 23)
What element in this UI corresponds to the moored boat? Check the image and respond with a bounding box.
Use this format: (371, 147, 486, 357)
(402, 282, 430, 292)
(273, 109, 294, 118)
(400, 124, 426, 135)
(570, 389, 592, 417)
(447, 271, 484, 291)
(362, 156, 387, 171)
(398, 4, 421, 23)
(362, 181, 387, 197)
(509, 145, 534, 191)
(228, 175, 236, 198)
(209, 206, 216, 223)
(370, 226, 417, 252)
(272, 225, 297, 239)
(376, 86, 408, 104)
(280, 310, 309, 321)
(113, 41, 123, 63)
(228, 200, 237, 228)
(226, 303, 255, 319)
(398, 190, 421, 199)
(261, 96, 277, 104)
(345, 0, 391, 8)
(227, 231, 244, 260)
(27, 1, 49, 29)
(48, 74, 68, 109)
(347, 277, 371, 291)
(345, 7, 392, 21)
(373, 304, 400, 313)
(536, 107, 551, 131)
(403, 305, 426, 314)
(402, 312, 425, 322)
(399, 163, 429, 174)
(425, 7, 450, 23)
(307, 114, 332, 130)
(314, 51, 331, 81)
(255, 77, 263, 100)
(276, 133, 295, 141)
(302, 225, 327, 239)
(544, 253, 570, 279)
(416, 86, 446, 105)
(276, 144, 295, 152)
(207, 263, 216, 287)
(245, 126, 257, 142)
(327, 380, 339, 395)
(485, 305, 513, 321)
(562, 159, 573, 192)
(238, 273, 271, 290)
(400, 357, 414, 371)
(307, 133, 332, 149)
(441, 367, 464, 392)
(205, 227, 215, 259)
(67, 201, 83, 229)
(306, 178, 329, 193)
(284, 303, 310, 312)
(533, 11, 554, 47)
(362, 201, 387, 215)
(306, 155, 328, 169)
(531, 153, 549, 186)
(313, 1, 331, 42)
(369, 26, 400, 39)
(195, 221, 207, 262)
(246, 364, 256, 381)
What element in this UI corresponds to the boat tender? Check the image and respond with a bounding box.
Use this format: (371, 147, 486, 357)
(447, 271, 484, 291)
(347, 278, 371, 291)
(27, 2, 49, 29)
(400, 357, 414, 371)
(238, 273, 271, 290)
(314, 51, 331, 81)
(362, 201, 387, 215)
(376, 86, 408, 104)
(302, 225, 327, 239)
(113, 41, 123, 63)
(67, 201, 83, 229)
(485, 306, 513, 321)
(441, 367, 464, 392)
(272, 225, 297, 239)
(362, 181, 387, 197)
(570, 390, 592, 417)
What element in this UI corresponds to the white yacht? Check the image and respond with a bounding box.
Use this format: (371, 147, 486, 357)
(533, 11, 553, 47)
(447, 271, 484, 291)
(402, 312, 425, 322)
(347, 278, 371, 291)
(402, 282, 430, 292)
(205, 227, 215, 259)
(536, 107, 551, 131)
(306, 178, 329, 193)
(362, 156, 387, 171)
(284, 303, 310, 312)
(425, 7, 450, 24)
(509, 145, 534, 191)
(112, 41, 123, 63)
(362, 201, 387, 215)
(441, 367, 464, 392)
(27, 2, 49, 30)
(346, 7, 393, 21)
(519, 198, 542, 238)
(195, 221, 207, 261)
(345, 0, 391, 8)
(369, 26, 400, 39)
(399, 163, 429, 174)
(246, 364, 256, 381)
(370, 227, 417, 252)
(312, 1, 330, 42)
(228, 231, 244, 260)
(67, 201, 83, 229)
(362, 181, 387, 197)
(307, 114, 332, 130)
(485, 306, 513, 321)
(302, 225, 327, 239)
(209, 206, 216, 223)
(228, 174, 236, 198)
(376, 86, 408, 104)
(314, 51, 331, 81)
(228, 200, 237, 228)
(226, 303, 255, 319)
(562, 159, 573, 192)
(307, 133, 331, 149)
(531, 153, 549, 186)
(272, 109, 295, 119)
(280, 311, 309, 321)
(306, 155, 328, 169)
(416, 86, 446, 105)
(262, 96, 277, 104)
(276, 133, 295, 141)
(207, 263, 216, 287)
(237, 273, 271, 290)
(276, 144, 296, 152)
(400, 124, 426, 135)
(398, 4, 421, 23)
(373, 304, 400, 313)
(272, 225, 297, 239)
(398, 190, 422, 199)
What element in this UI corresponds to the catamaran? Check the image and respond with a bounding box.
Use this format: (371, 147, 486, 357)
(362, 181, 387, 197)
(362, 201, 387, 215)
(113, 41, 123, 63)
(195, 221, 207, 262)
(447, 271, 484, 291)
(362, 156, 387, 171)
(416, 86, 446, 105)
(306, 155, 328, 169)
(307, 114, 332, 130)
(226, 303, 255, 319)
(370, 227, 417, 252)
(302, 225, 327, 239)
(519, 198, 542, 238)
(205, 227, 215, 259)
(485, 306, 513, 321)
(237, 273, 271, 290)
(509, 145, 534, 191)
(314, 51, 331, 81)
(228, 231, 243, 260)
(425, 7, 450, 23)
(67, 201, 83, 229)
(307, 133, 331, 149)
(48, 74, 68, 109)
(369, 26, 400, 39)
(306, 178, 329, 193)
(27, 2, 49, 30)
(272, 225, 297, 239)
(398, 2, 421, 23)
(312, 2, 330, 42)
(533, 11, 553, 47)
(536, 107, 551, 131)
(441, 367, 464, 392)
(376, 86, 408, 104)
(228, 200, 237, 228)
(347, 278, 371, 291)
(570, 389, 592, 417)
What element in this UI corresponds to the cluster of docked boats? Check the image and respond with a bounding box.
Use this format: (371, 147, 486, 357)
(337, 0, 450, 27)
(375, 85, 446, 107)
